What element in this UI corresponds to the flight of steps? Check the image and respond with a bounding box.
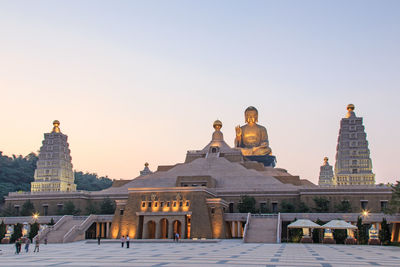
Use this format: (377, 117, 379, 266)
(45, 217, 85, 243)
(244, 215, 278, 243)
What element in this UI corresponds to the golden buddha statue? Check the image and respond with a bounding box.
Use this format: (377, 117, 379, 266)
(235, 106, 272, 156)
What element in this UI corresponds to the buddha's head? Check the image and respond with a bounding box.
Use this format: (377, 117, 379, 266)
(245, 106, 258, 125)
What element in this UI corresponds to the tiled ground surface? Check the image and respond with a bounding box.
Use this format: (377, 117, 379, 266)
(1, 240, 399, 267)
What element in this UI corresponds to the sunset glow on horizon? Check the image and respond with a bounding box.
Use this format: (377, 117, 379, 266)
(1, 1, 399, 184)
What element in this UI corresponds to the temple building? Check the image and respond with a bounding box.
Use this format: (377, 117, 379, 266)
(318, 157, 334, 186)
(334, 104, 375, 186)
(4, 106, 396, 243)
(31, 120, 77, 192)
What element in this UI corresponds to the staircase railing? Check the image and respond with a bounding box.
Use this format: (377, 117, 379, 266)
(63, 215, 96, 243)
(242, 212, 251, 242)
(35, 215, 72, 242)
(276, 212, 281, 243)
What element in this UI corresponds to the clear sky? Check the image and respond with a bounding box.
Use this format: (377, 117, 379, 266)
(1, 1, 399, 184)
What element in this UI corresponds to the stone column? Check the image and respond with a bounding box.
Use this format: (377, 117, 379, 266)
(181, 219, 186, 239)
(106, 222, 110, 238)
(143, 219, 148, 239)
(168, 220, 174, 239)
(231, 222, 235, 238)
(96, 222, 100, 238)
(238, 221, 242, 237)
(101, 223, 105, 238)
(155, 221, 161, 239)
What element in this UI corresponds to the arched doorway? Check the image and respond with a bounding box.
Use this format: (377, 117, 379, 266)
(173, 220, 182, 238)
(159, 218, 169, 239)
(147, 221, 156, 239)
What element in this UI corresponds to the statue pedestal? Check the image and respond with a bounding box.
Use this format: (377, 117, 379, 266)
(245, 155, 276, 167)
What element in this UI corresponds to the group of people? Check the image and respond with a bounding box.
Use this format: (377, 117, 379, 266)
(14, 237, 40, 254)
(120, 235, 131, 248)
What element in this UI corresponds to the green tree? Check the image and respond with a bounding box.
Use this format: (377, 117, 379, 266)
(48, 218, 55, 226)
(297, 201, 310, 213)
(86, 201, 99, 215)
(237, 195, 256, 213)
(74, 171, 113, 191)
(20, 200, 35, 216)
(28, 222, 40, 241)
(333, 229, 347, 244)
(334, 200, 352, 213)
(280, 201, 296, 213)
(379, 218, 391, 245)
(100, 198, 115, 214)
(61, 201, 80, 215)
(312, 218, 324, 243)
(313, 197, 330, 212)
(288, 218, 303, 242)
(387, 181, 400, 214)
(356, 216, 369, 245)
(10, 223, 23, 243)
(0, 220, 6, 242)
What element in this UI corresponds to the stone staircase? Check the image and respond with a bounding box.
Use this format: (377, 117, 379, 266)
(244, 214, 279, 243)
(40, 216, 86, 243)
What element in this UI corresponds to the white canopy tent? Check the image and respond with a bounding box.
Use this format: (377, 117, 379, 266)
(321, 220, 357, 229)
(288, 219, 323, 229)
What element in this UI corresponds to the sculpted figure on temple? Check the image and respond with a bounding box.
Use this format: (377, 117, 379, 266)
(235, 106, 272, 156)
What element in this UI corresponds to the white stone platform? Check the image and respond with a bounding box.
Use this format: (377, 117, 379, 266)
(0, 240, 399, 266)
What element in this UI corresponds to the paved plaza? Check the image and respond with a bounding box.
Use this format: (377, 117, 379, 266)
(1, 240, 399, 267)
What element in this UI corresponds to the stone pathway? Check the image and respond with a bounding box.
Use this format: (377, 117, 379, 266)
(0, 240, 399, 266)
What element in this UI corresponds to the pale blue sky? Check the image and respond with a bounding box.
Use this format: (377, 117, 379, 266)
(1, 1, 399, 183)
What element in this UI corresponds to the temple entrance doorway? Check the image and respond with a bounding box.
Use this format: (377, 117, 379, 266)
(160, 218, 169, 239)
(147, 221, 156, 239)
(173, 220, 182, 238)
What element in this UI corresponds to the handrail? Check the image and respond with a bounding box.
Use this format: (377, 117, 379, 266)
(242, 212, 251, 242)
(276, 212, 281, 243)
(35, 215, 72, 242)
(63, 215, 96, 243)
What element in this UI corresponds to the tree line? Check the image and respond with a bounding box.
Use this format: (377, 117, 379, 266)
(0, 152, 113, 203)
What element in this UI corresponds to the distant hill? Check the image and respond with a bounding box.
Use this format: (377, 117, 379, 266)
(0, 152, 113, 202)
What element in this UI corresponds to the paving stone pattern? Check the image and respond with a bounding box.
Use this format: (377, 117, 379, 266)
(0, 240, 399, 267)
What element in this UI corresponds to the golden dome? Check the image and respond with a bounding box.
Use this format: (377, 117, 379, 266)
(144, 162, 149, 167)
(53, 120, 60, 126)
(213, 120, 222, 130)
(324, 157, 329, 162)
(347, 104, 355, 111)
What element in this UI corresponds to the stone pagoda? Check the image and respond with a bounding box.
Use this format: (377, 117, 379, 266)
(318, 157, 334, 186)
(334, 104, 375, 186)
(31, 120, 77, 192)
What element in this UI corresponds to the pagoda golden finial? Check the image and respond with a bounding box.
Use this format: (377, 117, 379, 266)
(345, 104, 356, 118)
(347, 104, 355, 111)
(213, 120, 222, 131)
(52, 120, 61, 133)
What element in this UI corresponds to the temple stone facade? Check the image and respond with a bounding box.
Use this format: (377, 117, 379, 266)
(334, 104, 375, 186)
(318, 157, 334, 186)
(31, 120, 77, 192)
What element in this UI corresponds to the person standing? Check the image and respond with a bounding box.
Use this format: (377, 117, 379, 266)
(121, 235, 125, 248)
(17, 238, 22, 254)
(14, 239, 19, 254)
(126, 236, 130, 248)
(97, 235, 101, 245)
(33, 237, 40, 253)
(175, 233, 179, 242)
(25, 238, 30, 253)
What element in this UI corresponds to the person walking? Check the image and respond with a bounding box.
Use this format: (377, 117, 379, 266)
(17, 238, 22, 254)
(33, 237, 40, 253)
(175, 233, 180, 243)
(126, 236, 130, 248)
(121, 235, 125, 248)
(97, 235, 101, 245)
(25, 238, 30, 253)
(14, 239, 19, 254)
